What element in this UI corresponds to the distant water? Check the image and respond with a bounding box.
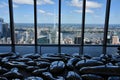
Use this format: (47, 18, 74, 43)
(12, 23, 120, 28)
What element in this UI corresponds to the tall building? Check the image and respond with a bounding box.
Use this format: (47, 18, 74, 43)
(2, 23, 9, 38)
(0, 18, 10, 43)
(25, 31, 29, 42)
(112, 36, 119, 44)
(7, 37, 11, 44)
(48, 33, 52, 44)
(0, 18, 3, 38)
(112, 32, 120, 44)
(15, 31, 19, 44)
(64, 37, 73, 44)
(1, 37, 6, 44)
(107, 35, 111, 44)
(0, 22, 2, 38)
(37, 36, 49, 44)
(0, 18, 4, 23)
(55, 31, 64, 44)
(74, 36, 82, 44)
(50, 27, 56, 44)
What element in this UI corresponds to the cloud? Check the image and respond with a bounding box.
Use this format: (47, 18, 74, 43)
(13, 4, 19, 8)
(74, 9, 94, 14)
(13, 0, 33, 5)
(13, 0, 54, 5)
(47, 12, 54, 16)
(70, 0, 82, 8)
(39, 10, 46, 14)
(70, 0, 102, 8)
(0, 2, 18, 8)
(39, 0, 54, 4)
(0, 2, 8, 8)
(69, 0, 102, 14)
(38, 9, 54, 16)
(86, 0, 102, 8)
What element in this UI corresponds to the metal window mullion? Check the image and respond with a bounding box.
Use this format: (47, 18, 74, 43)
(34, 0, 38, 53)
(103, 0, 111, 54)
(58, 0, 61, 54)
(9, 0, 15, 52)
(81, 0, 86, 55)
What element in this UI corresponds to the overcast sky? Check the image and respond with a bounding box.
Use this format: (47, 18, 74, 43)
(0, 0, 120, 24)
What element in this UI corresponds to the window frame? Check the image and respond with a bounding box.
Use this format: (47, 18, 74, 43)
(0, 0, 113, 55)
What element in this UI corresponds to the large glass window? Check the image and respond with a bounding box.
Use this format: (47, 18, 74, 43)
(0, 46, 11, 53)
(84, 0, 106, 45)
(15, 46, 35, 55)
(107, 0, 120, 45)
(61, 0, 82, 45)
(0, 0, 119, 55)
(37, 0, 58, 44)
(41, 46, 58, 54)
(107, 47, 118, 55)
(13, 0, 34, 44)
(0, 0, 11, 44)
(61, 46, 79, 55)
(84, 46, 103, 57)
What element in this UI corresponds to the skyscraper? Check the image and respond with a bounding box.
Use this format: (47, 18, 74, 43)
(0, 18, 4, 23)
(107, 35, 111, 44)
(55, 31, 64, 44)
(0, 18, 3, 38)
(48, 33, 52, 44)
(37, 36, 49, 44)
(112, 36, 119, 44)
(0, 22, 2, 38)
(112, 32, 120, 44)
(74, 36, 82, 44)
(64, 37, 73, 44)
(0, 18, 10, 43)
(2, 23, 9, 39)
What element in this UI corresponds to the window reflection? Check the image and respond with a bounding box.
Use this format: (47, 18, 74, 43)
(84, 0, 106, 45)
(108, 0, 120, 45)
(0, 0, 11, 44)
(13, 0, 34, 44)
(37, 0, 58, 44)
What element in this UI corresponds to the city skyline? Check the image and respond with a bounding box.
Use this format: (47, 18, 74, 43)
(0, 17, 120, 45)
(0, 0, 120, 24)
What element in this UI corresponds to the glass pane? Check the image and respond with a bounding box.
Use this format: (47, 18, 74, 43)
(41, 46, 58, 55)
(84, 46, 103, 57)
(37, 0, 58, 44)
(15, 46, 35, 55)
(0, 46, 11, 53)
(107, 47, 118, 55)
(61, 47, 79, 55)
(61, 0, 82, 44)
(108, 0, 120, 45)
(84, 0, 106, 45)
(13, 0, 34, 44)
(0, 0, 11, 44)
